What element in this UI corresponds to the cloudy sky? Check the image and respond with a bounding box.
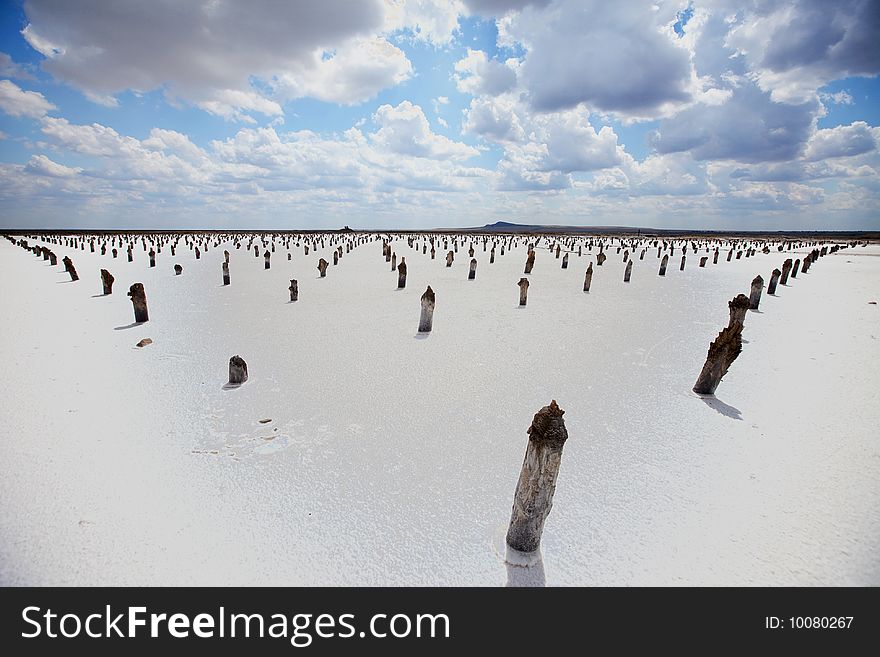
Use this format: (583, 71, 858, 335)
(0, 0, 878, 230)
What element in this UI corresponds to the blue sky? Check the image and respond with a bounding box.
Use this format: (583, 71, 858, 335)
(0, 0, 878, 230)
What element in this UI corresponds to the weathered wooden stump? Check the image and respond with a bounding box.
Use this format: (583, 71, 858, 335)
(174, 264, 183, 275)
(333, 251, 338, 266)
(469, 258, 477, 280)
(583, 263, 593, 292)
(127, 247, 133, 262)
(228, 355, 248, 385)
(112, 248, 118, 258)
(524, 250, 535, 274)
(431, 247, 436, 260)
(62, 256, 79, 281)
(767, 268, 781, 295)
(222, 261, 230, 285)
(699, 256, 708, 267)
(792, 259, 800, 278)
(659, 254, 669, 276)
(780, 258, 792, 285)
(264, 250, 271, 269)
(289, 279, 298, 301)
(518, 277, 530, 306)
(490, 247, 495, 264)
(728, 293, 749, 327)
(693, 323, 744, 395)
(128, 283, 148, 322)
(318, 258, 329, 277)
(445, 251, 454, 267)
(505, 400, 569, 553)
(561, 253, 568, 269)
(418, 286, 435, 333)
(195, 247, 201, 260)
(100, 269, 114, 294)
(305, 244, 310, 256)
(391, 252, 397, 271)
(398, 258, 407, 288)
(749, 275, 764, 309)
(727, 249, 733, 262)
(149, 249, 156, 267)
(680, 254, 686, 271)
(596, 252, 606, 266)
(623, 259, 633, 282)
(713, 250, 719, 264)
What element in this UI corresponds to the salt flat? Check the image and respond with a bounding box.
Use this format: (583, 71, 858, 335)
(0, 234, 878, 586)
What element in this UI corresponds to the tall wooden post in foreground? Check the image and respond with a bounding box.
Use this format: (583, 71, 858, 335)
(128, 283, 149, 323)
(289, 279, 298, 301)
(692, 323, 743, 395)
(506, 400, 569, 553)
(418, 286, 435, 333)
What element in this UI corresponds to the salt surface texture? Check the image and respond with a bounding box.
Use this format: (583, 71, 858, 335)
(0, 235, 878, 585)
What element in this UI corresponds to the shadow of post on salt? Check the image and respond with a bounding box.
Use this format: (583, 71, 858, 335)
(505, 545, 546, 588)
(697, 394, 743, 421)
(114, 321, 145, 331)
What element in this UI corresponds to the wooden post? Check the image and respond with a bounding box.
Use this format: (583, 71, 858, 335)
(713, 249, 719, 264)
(228, 355, 248, 385)
(518, 277, 530, 306)
(100, 269, 114, 294)
(623, 259, 633, 282)
(174, 264, 183, 275)
(391, 252, 397, 271)
(195, 247, 201, 260)
(699, 256, 708, 267)
(398, 257, 407, 288)
(524, 250, 535, 274)
(728, 293, 749, 327)
(128, 247, 133, 262)
(596, 252, 606, 266)
(149, 249, 156, 267)
(505, 400, 569, 553)
(561, 253, 569, 269)
(333, 251, 338, 266)
(792, 259, 800, 278)
(490, 247, 495, 264)
(446, 251, 454, 267)
(289, 279, 298, 301)
(767, 268, 781, 295)
(680, 254, 686, 271)
(318, 258, 329, 277)
(128, 283, 149, 323)
(222, 261, 230, 285)
(749, 275, 763, 309)
(62, 256, 79, 281)
(49, 252, 57, 266)
(418, 286, 435, 333)
(583, 263, 593, 292)
(264, 250, 271, 269)
(780, 258, 792, 285)
(693, 323, 743, 395)
(112, 248, 118, 258)
(659, 254, 669, 276)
